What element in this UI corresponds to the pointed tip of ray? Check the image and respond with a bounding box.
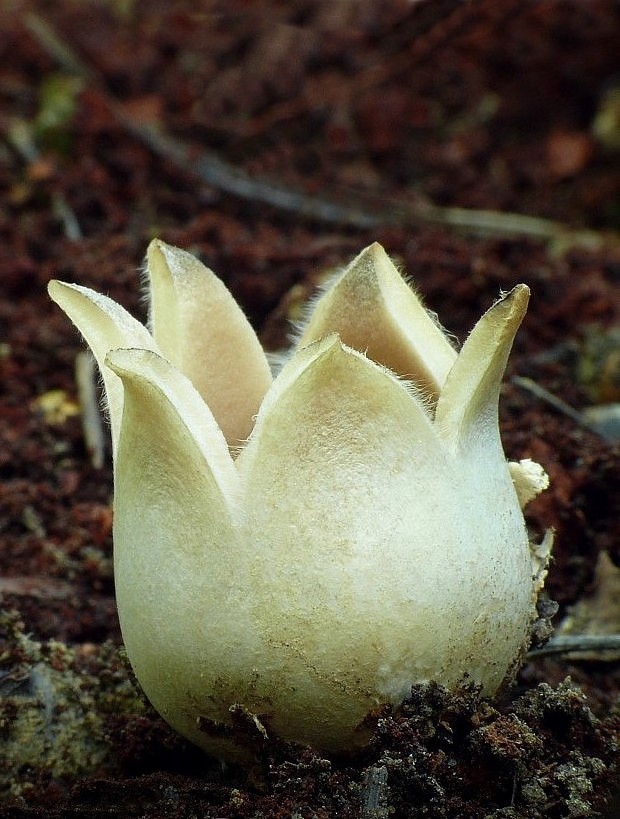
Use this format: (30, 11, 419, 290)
(436, 284, 531, 452)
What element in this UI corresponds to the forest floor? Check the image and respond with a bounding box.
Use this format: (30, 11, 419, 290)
(0, 1, 619, 816)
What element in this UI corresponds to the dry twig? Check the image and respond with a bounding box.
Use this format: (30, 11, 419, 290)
(24, 13, 617, 248)
(527, 633, 620, 660)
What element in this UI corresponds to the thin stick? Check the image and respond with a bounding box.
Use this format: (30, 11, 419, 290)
(512, 376, 606, 440)
(24, 12, 618, 246)
(527, 634, 620, 659)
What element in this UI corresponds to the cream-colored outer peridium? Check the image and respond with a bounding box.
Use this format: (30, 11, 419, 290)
(48, 241, 550, 761)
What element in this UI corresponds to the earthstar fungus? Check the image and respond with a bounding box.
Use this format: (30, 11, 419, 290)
(48, 241, 551, 760)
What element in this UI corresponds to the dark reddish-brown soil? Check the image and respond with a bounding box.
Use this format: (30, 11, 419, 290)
(1, 1, 619, 817)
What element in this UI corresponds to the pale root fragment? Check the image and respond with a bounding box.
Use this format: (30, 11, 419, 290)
(509, 458, 550, 509)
